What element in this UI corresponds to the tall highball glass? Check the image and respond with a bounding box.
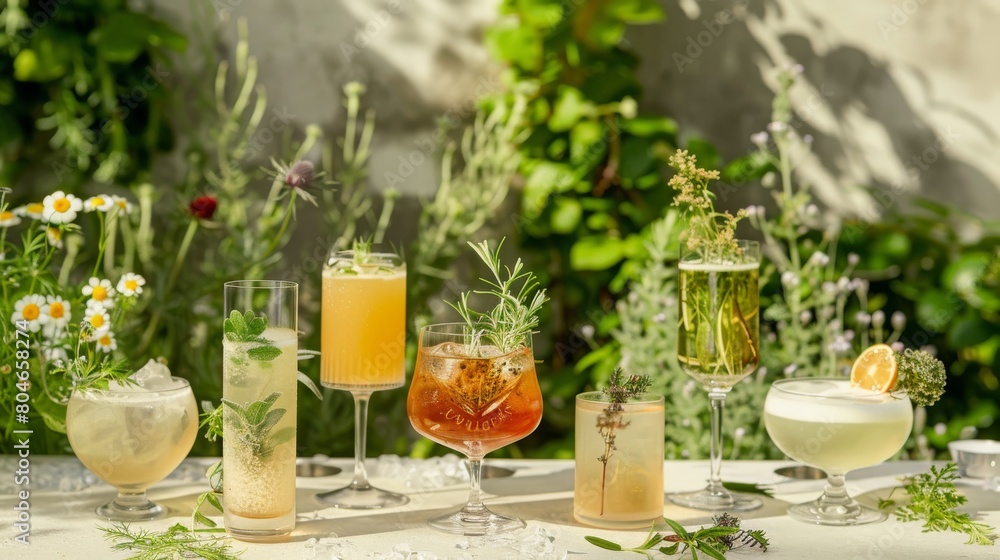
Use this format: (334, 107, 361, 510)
(407, 323, 543, 535)
(222, 280, 298, 540)
(316, 251, 409, 509)
(668, 240, 763, 511)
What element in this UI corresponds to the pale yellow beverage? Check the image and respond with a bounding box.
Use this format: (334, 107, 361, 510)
(223, 326, 298, 536)
(764, 379, 912, 473)
(321, 258, 405, 390)
(574, 392, 664, 529)
(67, 380, 197, 490)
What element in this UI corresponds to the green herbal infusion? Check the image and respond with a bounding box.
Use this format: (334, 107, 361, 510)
(677, 259, 759, 391)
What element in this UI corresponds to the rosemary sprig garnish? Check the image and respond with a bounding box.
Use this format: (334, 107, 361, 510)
(597, 368, 652, 515)
(586, 514, 769, 559)
(99, 522, 240, 560)
(879, 462, 996, 546)
(449, 238, 548, 354)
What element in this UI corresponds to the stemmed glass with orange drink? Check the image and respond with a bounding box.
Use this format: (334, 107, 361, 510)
(316, 248, 409, 509)
(407, 239, 547, 535)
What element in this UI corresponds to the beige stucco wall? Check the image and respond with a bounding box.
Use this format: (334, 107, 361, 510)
(156, 0, 1000, 222)
(639, 0, 1000, 222)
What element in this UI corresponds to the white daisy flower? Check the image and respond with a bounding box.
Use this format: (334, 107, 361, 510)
(117, 273, 146, 297)
(46, 227, 64, 249)
(40, 296, 71, 329)
(41, 322, 67, 343)
(84, 194, 115, 213)
(42, 191, 83, 224)
(111, 195, 134, 215)
(82, 277, 115, 309)
(15, 202, 45, 220)
(0, 209, 21, 227)
(41, 346, 69, 366)
(95, 331, 118, 353)
(11, 294, 46, 333)
(83, 306, 112, 337)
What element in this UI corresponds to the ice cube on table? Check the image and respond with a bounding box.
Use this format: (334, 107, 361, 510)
(130, 359, 179, 390)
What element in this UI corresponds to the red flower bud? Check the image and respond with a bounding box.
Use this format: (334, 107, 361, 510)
(189, 196, 218, 220)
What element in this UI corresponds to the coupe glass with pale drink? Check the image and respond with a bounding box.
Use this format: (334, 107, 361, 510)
(407, 323, 543, 535)
(668, 239, 763, 511)
(66, 360, 197, 521)
(764, 378, 913, 525)
(317, 250, 408, 508)
(222, 280, 298, 540)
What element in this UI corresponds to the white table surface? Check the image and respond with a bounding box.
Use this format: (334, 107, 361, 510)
(1, 456, 998, 559)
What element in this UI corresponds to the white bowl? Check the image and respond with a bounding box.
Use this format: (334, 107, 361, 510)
(948, 439, 1000, 478)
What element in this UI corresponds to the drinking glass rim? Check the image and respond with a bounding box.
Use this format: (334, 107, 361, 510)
(769, 377, 905, 403)
(576, 391, 664, 406)
(680, 239, 760, 265)
(326, 250, 404, 266)
(419, 322, 527, 337)
(224, 279, 298, 290)
(71, 376, 192, 395)
(418, 322, 533, 351)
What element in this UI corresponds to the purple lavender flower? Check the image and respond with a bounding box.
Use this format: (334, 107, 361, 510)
(891, 311, 906, 331)
(871, 310, 885, 328)
(285, 160, 315, 190)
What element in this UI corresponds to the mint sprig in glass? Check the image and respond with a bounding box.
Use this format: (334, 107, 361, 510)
(666, 150, 763, 512)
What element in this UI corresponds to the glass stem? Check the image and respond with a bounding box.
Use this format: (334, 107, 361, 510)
(707, 391, 727, 496)
(114, 489, 150, 510)
(465, 457, 486, 514)
(350, 391, 372, 490)
(820, 472, 850, 507)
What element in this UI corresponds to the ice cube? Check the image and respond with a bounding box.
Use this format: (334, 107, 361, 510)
(432, 342, 467, 357)
(130, 359, 178, 391)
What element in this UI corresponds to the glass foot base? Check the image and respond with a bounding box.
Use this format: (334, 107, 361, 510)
(316, 485, 409, 509)
(96, 499, 166, 521)
(428, 506, 525, 536)
(788, 499, 886, 526)
(667, 487, 763, 512)
(225, 509, 295, 541)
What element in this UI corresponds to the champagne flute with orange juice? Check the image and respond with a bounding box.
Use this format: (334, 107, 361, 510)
(316, 248, 409, 508)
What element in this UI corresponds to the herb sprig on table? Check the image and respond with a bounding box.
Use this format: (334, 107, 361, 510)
(879, 462, 996, 546)
(596, 368, 652, 514)
(586, 514, 769, 559)
(100, 522, 240, 560)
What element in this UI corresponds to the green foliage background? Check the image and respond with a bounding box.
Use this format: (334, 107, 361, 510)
(1, 0, 996, 460)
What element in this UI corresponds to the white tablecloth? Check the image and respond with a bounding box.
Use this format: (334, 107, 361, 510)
(1, 456, 998, 559)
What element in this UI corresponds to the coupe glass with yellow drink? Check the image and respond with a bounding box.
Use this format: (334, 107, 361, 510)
(317, 249, 408, 508)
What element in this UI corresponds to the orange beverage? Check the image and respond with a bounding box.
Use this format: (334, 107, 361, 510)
(321, 254, 406, 390)
(408, 342, 543, 458)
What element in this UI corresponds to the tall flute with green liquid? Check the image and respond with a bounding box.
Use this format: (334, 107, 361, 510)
(222, 280, 299, 540)
(670, 239, 762, 511)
